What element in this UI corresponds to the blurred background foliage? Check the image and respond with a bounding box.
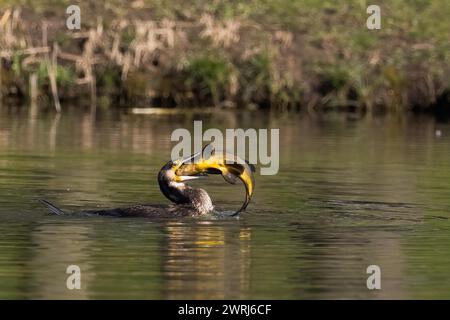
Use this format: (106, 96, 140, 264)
(0, 0, 449, 111)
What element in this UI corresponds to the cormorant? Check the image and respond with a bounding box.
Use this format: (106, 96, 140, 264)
(40, 144, 255, 217)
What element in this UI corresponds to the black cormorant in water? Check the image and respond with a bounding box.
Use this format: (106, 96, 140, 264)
(40, 144, 255, 217)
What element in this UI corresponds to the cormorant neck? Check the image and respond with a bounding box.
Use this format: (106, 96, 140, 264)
(159, 178, 214, 215)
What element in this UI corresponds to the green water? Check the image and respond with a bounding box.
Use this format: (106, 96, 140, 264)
(0, 106, 450, 299)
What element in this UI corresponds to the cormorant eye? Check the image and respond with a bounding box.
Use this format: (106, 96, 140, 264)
(172, 160, 180, 168)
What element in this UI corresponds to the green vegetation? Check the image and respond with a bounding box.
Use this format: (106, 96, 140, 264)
(0, 0, 449, 110)
(184, 55, 234, 107)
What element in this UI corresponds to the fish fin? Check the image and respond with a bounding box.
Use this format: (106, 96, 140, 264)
(246, 161, 256, 172)
(222, 171, 238, 184)
(202, 143, 215, 160)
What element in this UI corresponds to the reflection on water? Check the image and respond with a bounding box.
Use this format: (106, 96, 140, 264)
(162, 222, 251, 299)
(0, 106, 450, 299)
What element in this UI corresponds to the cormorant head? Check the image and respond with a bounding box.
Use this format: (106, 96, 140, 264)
(173, 143, 256, 215)
(157, 159, 204, 205)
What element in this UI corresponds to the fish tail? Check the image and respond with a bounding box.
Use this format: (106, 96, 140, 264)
(39, 199, 65, 215)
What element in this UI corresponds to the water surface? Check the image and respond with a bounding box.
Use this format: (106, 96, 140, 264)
(1, 106, 450, 299)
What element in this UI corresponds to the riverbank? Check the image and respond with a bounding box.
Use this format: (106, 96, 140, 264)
(1, 1, 449, 111)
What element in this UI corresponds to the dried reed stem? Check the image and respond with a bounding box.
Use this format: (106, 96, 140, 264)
(29, 72, 38, 116)
(42, 23, 61, 112)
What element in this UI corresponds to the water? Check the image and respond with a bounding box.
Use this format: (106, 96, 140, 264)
(1, 106, 450, 299)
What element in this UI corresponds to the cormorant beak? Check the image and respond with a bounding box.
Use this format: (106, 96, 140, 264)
(175, 143, 255, 215)
(172, 157, 207, 182)
(177, 174, 206, 182)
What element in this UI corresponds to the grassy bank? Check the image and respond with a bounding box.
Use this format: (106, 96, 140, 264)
(0, 0, 449, 111)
